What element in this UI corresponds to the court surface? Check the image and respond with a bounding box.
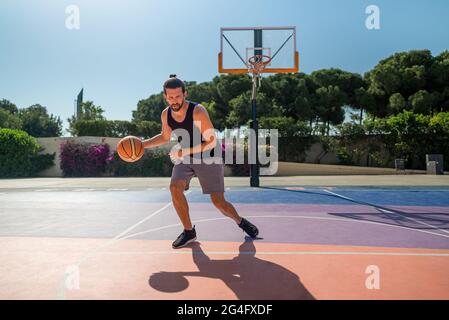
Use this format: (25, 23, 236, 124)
(1, 179, 449, 300)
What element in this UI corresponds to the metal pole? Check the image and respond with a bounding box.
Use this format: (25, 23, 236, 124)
(250, 30, 263, 187)
(250, 29, 262, 188)
(250, 76, 259, 187)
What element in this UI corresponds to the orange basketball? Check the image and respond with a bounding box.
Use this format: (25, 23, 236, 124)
(117, 136, 144, 162)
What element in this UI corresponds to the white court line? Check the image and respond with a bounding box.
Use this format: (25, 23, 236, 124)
(122, 215, 449, 241)
(56, 190, 191, 299)
(93, 251, 449, 257)
(323, 189, 449, 236)
(106, 188, 128, 191)
(34, 189, 58, 192)
(72, 188, 96, 192)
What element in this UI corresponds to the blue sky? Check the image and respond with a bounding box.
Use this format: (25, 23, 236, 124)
(1, 0, 449, 135)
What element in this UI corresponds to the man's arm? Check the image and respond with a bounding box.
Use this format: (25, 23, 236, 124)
(142, 109, 172, 149)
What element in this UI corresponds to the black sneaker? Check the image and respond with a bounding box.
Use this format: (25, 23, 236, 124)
(238, 218, 259, 238)
(172, 226, 197, 249)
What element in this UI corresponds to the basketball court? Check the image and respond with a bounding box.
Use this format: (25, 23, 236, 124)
(1, 10, 449, 304)
(1, 176, 448, 300)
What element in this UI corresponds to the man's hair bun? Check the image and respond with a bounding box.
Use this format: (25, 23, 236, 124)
(169, 74, 177, 78)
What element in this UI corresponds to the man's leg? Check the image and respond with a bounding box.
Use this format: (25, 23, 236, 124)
(210, 192, 259, 238)
(210, 192, 242, 224)
(170, 180, 193, 230)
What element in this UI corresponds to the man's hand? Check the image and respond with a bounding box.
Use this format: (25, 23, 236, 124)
(169, 145, 188, 164)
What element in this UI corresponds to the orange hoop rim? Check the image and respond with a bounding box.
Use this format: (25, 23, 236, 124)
(247, 54, 272, 74)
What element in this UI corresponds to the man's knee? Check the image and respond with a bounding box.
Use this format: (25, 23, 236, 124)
(170, 180, 187, 195)
(210, 193, 226, 209)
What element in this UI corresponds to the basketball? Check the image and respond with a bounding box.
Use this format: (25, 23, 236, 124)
(116, 136, 144, 162)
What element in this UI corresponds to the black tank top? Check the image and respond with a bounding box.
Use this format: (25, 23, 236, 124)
(167, 101, 215, 158)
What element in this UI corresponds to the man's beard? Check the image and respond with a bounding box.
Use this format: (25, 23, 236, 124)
(170, 99, 185, 113)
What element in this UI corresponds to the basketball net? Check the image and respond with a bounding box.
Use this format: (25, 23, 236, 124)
(247, 54, 271, 88)
(247, 55, 271, 75)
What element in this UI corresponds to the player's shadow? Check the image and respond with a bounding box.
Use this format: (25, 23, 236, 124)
(148, 238, 315, 300)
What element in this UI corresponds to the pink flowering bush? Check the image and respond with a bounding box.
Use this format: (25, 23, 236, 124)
(60, 141, 113, 177)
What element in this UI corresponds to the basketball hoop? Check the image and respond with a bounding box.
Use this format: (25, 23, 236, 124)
(247, 54, 272, 75)
(218, 26, 299, 188)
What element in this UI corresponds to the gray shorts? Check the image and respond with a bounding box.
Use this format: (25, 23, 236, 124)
(171, 160, 225, 194)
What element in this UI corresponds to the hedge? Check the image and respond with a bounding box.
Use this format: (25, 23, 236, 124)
(0, 128, 55, 178)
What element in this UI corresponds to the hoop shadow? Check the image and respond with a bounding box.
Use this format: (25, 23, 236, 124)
(260, 186, 449, 231)
(149, 238, 315, 300)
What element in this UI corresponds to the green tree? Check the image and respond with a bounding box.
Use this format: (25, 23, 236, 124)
(365, 50, 434, 117)
(383, 111, 431, 168)
(0, 99, 22, 129)
(311, 69, 364, 105)
(311, 69, 364, 133)
(353, 87, 376, 124)
(132, 93, 165, 123)
(260, 73, 316, 123)
(0, 99, 18, 114)
(226, 91, 274, 128)
(0, 108, 22, 129)
(314, 85, 346, 135)
(18, 104, 62, 137)
(428, 50, 449, 113)
(185, 81, 214, 103)
(78, 101, 106, 120)
(389, 93, 406, 114)
(210, 74, 252, 130)
(408, 90, 434, 115)
(67, 101, 106, 136)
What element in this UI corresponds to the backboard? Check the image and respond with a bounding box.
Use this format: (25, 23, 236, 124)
(218, 26, 299, 74)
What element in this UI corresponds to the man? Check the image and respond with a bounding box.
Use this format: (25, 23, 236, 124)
(142, 75, 259, 249)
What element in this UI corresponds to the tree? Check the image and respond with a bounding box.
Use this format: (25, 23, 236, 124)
(132, 93, 166, 123)
(408, 90, 434, 115)
(78, 101, 105, 120)
(365, 50, 435, 116)
(310, 69, 365, 133)
(0, 108, 22, 129)
(311, 69, 364, 106)
(18, 104, 62, 137)
(185, 81, 214, 103)
(0, 99, 18, 114)
(428, 50, 449, 113)
(67, 101, 106, 136)
(314, 85, 346, 135)
(0, 99, 22, 129)
(226, 91, 274, 128)
(388, 93, 406, 114)
(214, 74, 252, 104)
(210, 74, 252, 130)
(353, 87, 376, 124)
(260, 73, 316, 123)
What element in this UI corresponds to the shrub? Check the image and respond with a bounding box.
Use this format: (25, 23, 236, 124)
(257, 117, 316, 162)
(59, 141, 113, 177)
(105, 149, 173, 177)
(221, 141, 251, 176)
(0, 128, 55, 178)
